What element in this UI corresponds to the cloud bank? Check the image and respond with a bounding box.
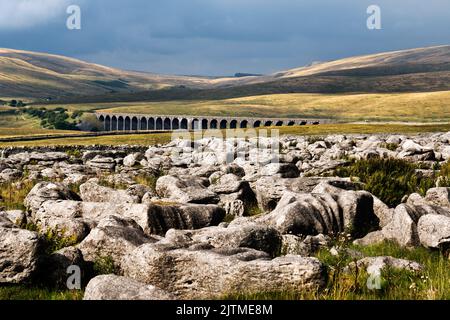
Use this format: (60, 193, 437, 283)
(0, 0, 449, 75)
(0, 0, 72, 29)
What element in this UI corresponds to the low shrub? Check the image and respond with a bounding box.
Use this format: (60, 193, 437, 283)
(93, 255, 119, 275)
(335, 158, 436, 207)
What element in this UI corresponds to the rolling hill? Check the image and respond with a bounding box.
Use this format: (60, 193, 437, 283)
(0, 48, 216, 100)
(1, 45, 450, 103)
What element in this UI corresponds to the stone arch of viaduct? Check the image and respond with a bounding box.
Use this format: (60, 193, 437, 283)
(96, 113, 331, 131)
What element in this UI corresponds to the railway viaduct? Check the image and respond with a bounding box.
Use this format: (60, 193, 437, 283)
(95, 112, 332, 131)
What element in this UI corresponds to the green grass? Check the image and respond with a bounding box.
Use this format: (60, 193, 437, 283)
(93, 256, 120, 276)
(36, 91, 450, 122)
(0, 132, 173, 147)
(134, 173, 164, 192)
(0, 286, 83, 300)
(224, 241, 450, 300)
(0, 179, 37, 210)
(0, 108, 75, 137)
(334, 158, 439, 207)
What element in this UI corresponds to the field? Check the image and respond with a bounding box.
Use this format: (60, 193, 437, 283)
(37, 91, 450, 122)
(2, 123, 450, 148)
(0, 108, 75, 137)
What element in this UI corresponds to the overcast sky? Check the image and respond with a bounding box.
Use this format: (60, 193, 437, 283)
(1, 0, 449, 76)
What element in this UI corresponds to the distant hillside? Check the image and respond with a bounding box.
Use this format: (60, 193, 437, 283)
(1, 45, 450, 103)
(0, 48, 214, 100)
(275, 45, 450, 78)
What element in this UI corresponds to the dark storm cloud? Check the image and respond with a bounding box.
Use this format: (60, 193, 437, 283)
(1, 0, 449, 76)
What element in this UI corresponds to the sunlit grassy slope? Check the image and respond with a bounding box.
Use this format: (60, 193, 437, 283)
(0, 109, 75, 137)
(39, 91, 450, 122)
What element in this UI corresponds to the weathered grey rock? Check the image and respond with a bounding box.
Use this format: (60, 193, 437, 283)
(329, 246, 364, 259)
(82, 150, 127, 162)
(0, 226, 40, 283)
(347, 256, 423, 275)
(24, 182, 80, 214)
(86, 156, 116, 171)
(417, 214, 450, 249)
(137, 203, 226, 236)
(398, 140, 435, 160)
(64, 173, 88, 186)
(407, 193, 450, 217)
(381, 204, 423, 247)
(440, 146, 450, 160)
(401, 140, 431, 154)
(255, 176, 357, 212)
(101, 173, 138, 187)
(40, 168, 60, 179)
(165, 221, 282, 257)
(84, 275, 176, 300)
(0, 215, 14, 228)
(281, 234, 330, 256)
(0, 210, 26, 226)
(260, 163, 300, 178)
(424, 188, 450, 209)
(79, 181, 140, 204)
(223, 199, 245, 217)
(0, 168, 22, 182)
(212, 175, 256, 216)
(209, 174, 244, 194)
(126, 184, 154, 202)
(373, 196, 395, 228)
(122, 245, 326, 299)
(353, 230, 386, 246)
(254, 176, 316, 212)
(42, 246, 85, 288)
(123, 153, 144, 167)
(223, 164, 246, 177)
(8, 152, 68, 165)
(78, 215, 156, 266)
(386, 135, 403, 145)
(34, 200, 224, 237)
(337, 190, 379, 238)
(156, 175, 219, 204)
(37, 216, 90, 244)
(257, 190, 378, 238)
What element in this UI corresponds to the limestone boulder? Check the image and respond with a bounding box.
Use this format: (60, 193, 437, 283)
(156, 175, 219, 204)
(346, 256, 423, 275)
(281, 234, 330, 256)
(417, 214, 450, 249)
(381, 204, 423, 247)
(0, 225, 40, 283)
(123, 153, 144, 167)
(424, 188, 450, 209)
(138, 203, 226, 236)
(41, 246, 85, 288)
(122, 245, 326, 299)
(77, 215, 156, 266)
(257, 190, 379, 238)
(164, 221, 282, 257)
(0, 210, 26, 226)
(260, 163, 300, 178)
(79, 181, 141, 204)
(84, 275, 176, 300)
(24, 182, 80, 214)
